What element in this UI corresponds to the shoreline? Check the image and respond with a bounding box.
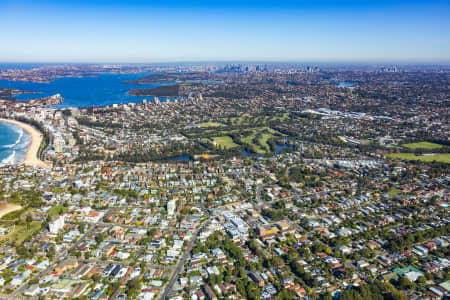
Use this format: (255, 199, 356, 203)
(0, 118, 50, 168)
(0, 203, 22, 219)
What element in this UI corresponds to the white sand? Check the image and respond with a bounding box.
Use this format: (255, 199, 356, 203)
(0, 118, 50, 168)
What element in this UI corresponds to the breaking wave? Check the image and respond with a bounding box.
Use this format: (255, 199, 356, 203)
(0, 122, 30, 164)
(2, 128, 23, 148)
(0, 150, 16, 165)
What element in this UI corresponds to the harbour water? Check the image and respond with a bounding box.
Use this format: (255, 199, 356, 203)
(0, 121, 31, 165)
(338, 81, 355, 88)
(0, 72, 178, 108)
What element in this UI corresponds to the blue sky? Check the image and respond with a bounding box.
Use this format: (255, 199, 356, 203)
(0, 0, 449, 63)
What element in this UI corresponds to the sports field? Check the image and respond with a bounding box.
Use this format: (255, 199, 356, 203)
(387, 153, 450, 164)
(401, 142, 444, 150)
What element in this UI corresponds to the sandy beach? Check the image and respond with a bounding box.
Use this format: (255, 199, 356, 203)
(0, 118, 50, 168)
(0, 203, 22, 219)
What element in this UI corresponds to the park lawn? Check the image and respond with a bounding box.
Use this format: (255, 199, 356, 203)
(0, 221, 42, 245)
(212, 136, 239, 149)
(53, 279, 86, 291)
(387, 153, 450, 164)
(48, 205, 68, 217)
(1, 209, 25, 221)
(198, 122, 225, 128)
(401, 142, 443, 150)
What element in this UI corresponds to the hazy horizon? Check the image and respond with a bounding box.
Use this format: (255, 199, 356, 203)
(2, 57, 450, 66)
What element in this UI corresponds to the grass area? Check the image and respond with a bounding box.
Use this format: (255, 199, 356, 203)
(387, 153, 450, 164)
(212, 136, 239, 149)
(198, 122, 225, 128)
(257, 132, 274, 152)
(190, 114, 288, 155)
(212, 127, 284, 154)
(241, 133, 265, 154)
(402, 142, 444, 150)
(388, 189, 402, 197)
(53, 278, 86, 290)
(241, 127, 282, 154)
(0, 221, 42, 245)
(48, 205, 67, 217)
(227, 113, 289, 126)
(228, 116, 246, 125)
(1, 209, 25, 221)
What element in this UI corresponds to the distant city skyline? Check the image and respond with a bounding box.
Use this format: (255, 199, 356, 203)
(1, 0, 450, 63)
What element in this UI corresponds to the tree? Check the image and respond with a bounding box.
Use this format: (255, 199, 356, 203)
(79, 223, 85, 234)
(208, 274, 217, 286)
(16, 245, 28, 257)
(399, 277, 415, 290)
(322, 292, 333, 300)
(286, 248, 298, 262)
(26, 214, 32, 229)
(47, 246, 55, 259)
(127, 278, 141, 298)
(224, 269, 232, 283)
(91, 273, 101, 282)
(417, 276, 426, 285)
(95, 233, 105, 244)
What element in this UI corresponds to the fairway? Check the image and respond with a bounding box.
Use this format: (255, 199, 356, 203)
(195, 125, 285, 155)
(241, 129, 267, 154)
(241, 127, 283, 154)
(257, 132, 274, 152)
(212, 136, 239, 149)
(402, 142, 443, 150)
(198, 122, 225, 128)
(227, 113, 289, 126)
(387, 153, 450, 164)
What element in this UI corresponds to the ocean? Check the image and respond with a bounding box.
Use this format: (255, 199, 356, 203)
(0, 121, 31, 165)
(0, 72, 177, 108)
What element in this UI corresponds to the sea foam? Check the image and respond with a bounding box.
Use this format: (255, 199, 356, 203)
(2, 127, 23, 148)
(0, 150, 16, 165)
